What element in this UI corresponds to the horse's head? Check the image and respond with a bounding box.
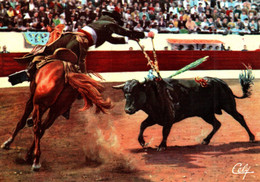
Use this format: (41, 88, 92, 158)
(102, 11, 124, 26)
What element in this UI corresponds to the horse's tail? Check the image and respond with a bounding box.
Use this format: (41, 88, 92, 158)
(234, 66, 254, 99)
(67, 72, 112, 113)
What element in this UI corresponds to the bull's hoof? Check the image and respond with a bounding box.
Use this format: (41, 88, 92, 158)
(202, 140, 210, 145)
(32, 163, 41, 171)
(250, 139, 256, 143)
(138, 139, 145, 148)
(157, 146, 166, 151)
(250, 135, 255, 143)
(157, 143, 167, 151)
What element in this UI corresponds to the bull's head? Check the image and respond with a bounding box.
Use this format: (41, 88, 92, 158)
(113, 79, 147, 114)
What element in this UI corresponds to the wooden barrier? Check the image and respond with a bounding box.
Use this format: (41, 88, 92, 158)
(0, 51, 260, 77)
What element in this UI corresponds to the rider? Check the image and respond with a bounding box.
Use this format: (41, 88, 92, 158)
(14, 11, 144, 79)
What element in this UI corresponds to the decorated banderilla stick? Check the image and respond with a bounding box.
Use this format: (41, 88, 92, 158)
(168, 56, 209, 78)
(136, 39, 162, 79)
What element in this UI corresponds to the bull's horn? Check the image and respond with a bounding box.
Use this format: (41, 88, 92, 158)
(112, 83, 125, 89)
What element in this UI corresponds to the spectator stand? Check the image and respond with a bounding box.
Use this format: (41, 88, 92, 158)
(0, 0, 259, 36)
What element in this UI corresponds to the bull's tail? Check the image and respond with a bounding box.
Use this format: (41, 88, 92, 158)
(67, 72, 112, 113)
(234, 66, 254, 99)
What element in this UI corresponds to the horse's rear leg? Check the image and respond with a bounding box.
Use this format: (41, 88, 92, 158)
(1, 95, 33, 149)
(31, 86, 76, 171)
(25, 108, 60, 162)
(31, 104, 45, 171)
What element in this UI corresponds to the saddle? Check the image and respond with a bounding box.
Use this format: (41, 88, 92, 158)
(32, 48, 78, 68)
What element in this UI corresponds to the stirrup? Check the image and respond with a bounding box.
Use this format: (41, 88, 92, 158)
(8, 70, 29, 86)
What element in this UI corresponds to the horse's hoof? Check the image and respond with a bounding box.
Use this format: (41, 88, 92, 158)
(1, 141, 10, 150)
(32, 163, 41, 171)
(26, 118, 34, 127)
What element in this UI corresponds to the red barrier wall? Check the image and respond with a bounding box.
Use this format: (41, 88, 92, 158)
(0, 51, 260, 77)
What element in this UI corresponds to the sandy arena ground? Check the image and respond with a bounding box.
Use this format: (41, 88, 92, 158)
(0, 80, 260, 182)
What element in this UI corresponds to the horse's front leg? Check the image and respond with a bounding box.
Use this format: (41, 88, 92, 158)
(1, 96, 33, 149)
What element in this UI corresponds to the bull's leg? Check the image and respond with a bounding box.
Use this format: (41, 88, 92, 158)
(158, 124, 173, 151)
(1, 96, 33, 149)
(201, 115, 221, 145)
(228, 110, 255, 142)
(138, 116, 156, 147)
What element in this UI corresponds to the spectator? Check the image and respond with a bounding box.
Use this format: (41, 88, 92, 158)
(106, 1, 115, 12)
(249, 20, 257, 30)
(227, 18, 236, 29)
(187, 44, 195, 50)
(178, 16, 187, 29)
(255, 45, 260, 51)
(178, 44, 184, 50)
(222, 18, 228, 29)
(250, 25, 257, 34)
(240, 11, 248, 22)
(208, 45, 213, 50)
(139, 7, 150, 21)
(241, 45, 248, 51)
(195, 17, 201, 27)
(200, 44, 207, 51)
(1, 45, 9, 53)
(171, 44, 178, 50)
(179, 25, 189, 33)
(53, 14, 61, 26)
(236, 18, 245, 30)
(200, 18, 209, 29)
(231, 25, 241, 35)
(191, 5, 198, 15)
(166, 23, 179, 32)
(198, 3, 204, 14)
(240, 26, 251, 34)
(139, 15, 150, 31)
(133, 23, 143, 32)
(0, 21, 8, 29)
(226, 46, 231, 51)
(158, 17, 167, 31)
(185, 16, 197, 32)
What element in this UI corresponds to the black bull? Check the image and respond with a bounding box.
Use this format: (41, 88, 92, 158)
(113, 75, 255, 150)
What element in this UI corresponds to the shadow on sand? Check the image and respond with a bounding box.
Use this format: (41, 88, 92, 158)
(130, 141, 260, 169)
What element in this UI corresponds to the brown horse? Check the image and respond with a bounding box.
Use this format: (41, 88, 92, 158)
(1, 60, 111, 171)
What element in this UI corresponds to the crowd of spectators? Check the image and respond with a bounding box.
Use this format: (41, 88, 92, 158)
(0, 0, 260, 35)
